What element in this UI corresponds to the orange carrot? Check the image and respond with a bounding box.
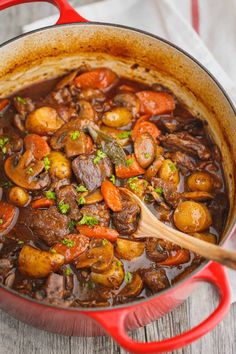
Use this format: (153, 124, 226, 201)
(76, 225, 118, 242)
(0, 201, 18, 234)
(101, 180, 122, 212)
(115, 154, 145, 178)
(136, 91, 175, 115)
(132, 121, 161, 141)
(31, 198, 54, 209)
(24, 134, 50, 160)
(0, 99, 9, 113)
(51, 234, 89, 263)
(74, 68, 117, 91)
(145, 156, 164, 180)
(118, 85, 136, 92)
(158, 250, 190, 266)
(134, 114, 151, 125)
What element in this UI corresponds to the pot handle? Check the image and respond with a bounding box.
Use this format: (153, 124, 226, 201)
(0, 0, 88, 24)
(89, 262, 231, 353)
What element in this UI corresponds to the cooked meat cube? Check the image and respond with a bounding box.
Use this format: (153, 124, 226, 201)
(145, 238, 177, 262)
(80, 202, 110, 227)
(56, 185, 81, 221)
(20, 206, 70, 246)
(50, 87, 73, 105)
(141, 268, 170, 293)
(164, 151, 196, 174)
(13, 97, 35, 117)
(151, 177, 180, 208)
(72, 154, 112, 192)
(112, 195, 140, 235)
(159, 132, 211, 160)
(152, 115, 203, 133)
(44, 273, 65, 300)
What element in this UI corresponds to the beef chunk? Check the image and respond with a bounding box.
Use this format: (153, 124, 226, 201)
(159, 132, 211, 160)
(145, 238, 177, 262)
(208, 193, 229, 233)
(112, 195, 140, 235)
(45, 273, 65, 300)
(72, 154, 112, 192)
(151, 177, 180, 208)
(141, 268, 170, 293)
(164, 151, 196, 174)
(56, 185, 81, 221)
(152, 115, 203, 134)
(0, 258, 14, 281)
(21, 206, 70, 246)
(80, 202, 110, 227)
(13, 97, 35, 117)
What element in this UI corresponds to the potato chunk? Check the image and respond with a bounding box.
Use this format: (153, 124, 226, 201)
(26, 107, 64, 135)
(115, 238, 145, 260)
(91, 257, 124, 288)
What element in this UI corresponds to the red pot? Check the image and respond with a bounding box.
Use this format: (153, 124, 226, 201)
(0, 1, 235, 353)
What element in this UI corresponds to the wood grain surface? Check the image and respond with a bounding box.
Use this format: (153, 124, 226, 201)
(0, 1, 235, 353)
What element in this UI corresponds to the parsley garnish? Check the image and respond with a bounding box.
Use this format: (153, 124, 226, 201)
(144, 153, 150, 159)
(76, 185, 88, 193)
(87, 280, 95, 289)
(50, 248, 57, 254)
(0, 137, 9, 154)
(154, 187, 163, 195)
(93, 150, 107, 165)
(117, 131, 131, 139)
(17, 240, 24, 245)
(68, 220, 77, 232)
(77, 196, 85, 205)
(26, 167, 34, 174)
(124, 272, 133, 283)
(126, 158, 134, 167)
(58, 200, 70, 214)
(169, 162, 177, 172)
(15, 96, 27, 104)
(61, 238, 75, 247)
(102, 239, 109, 246)
(116, 260, 122, 267)
(79, 215, 99, 227)
(127, 177, 139, 191)
(1, 181, 13, 188)
(45, 191, 56, 200)
(110, 174, 116, 184)
(64, 267, 72, 276)
(43, 156, 51, 171)
(70, 130, 80, 140)
(0, 218, 3, 225)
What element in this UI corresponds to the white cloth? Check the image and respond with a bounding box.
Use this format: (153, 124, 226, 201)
(23, 0, 236, 302)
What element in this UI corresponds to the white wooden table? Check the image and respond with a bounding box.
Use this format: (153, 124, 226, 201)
(0, 1, 235, 353)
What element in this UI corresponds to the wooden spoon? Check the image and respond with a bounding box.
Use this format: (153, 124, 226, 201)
(120, 188, 236, 270)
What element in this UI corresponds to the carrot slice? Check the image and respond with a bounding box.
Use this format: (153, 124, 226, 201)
(77, 225, 118, 242)
(74, 68, 117, 91)
(31, 198, 55, 209)
(132, 121, 161, 141)
(0, 201, 18, 235)
(158, 249, 190, 266)
(51, 234, 89, 263)
(101, 180, 122, 212)
(0, 99, 10, 113)
(24, 134, 50, 160)
(136, 91, 175, 115)
(115, 154, 145, 179)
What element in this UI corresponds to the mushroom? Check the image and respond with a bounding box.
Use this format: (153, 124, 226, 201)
(4, 150, 50, 190)
(114, 93, 140, 116)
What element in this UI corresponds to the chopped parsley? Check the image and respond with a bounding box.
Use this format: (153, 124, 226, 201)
(77, 196, 85, 205)
(45, 191, 56, 200)
(144, 153, 150, 159)
(124, 271, 133, 283)
(102, 239, 109, 246)
(154, 187, 163, 195)
(15, 96, 27, 104)
(64, 267, 72, 276)
(169, 162, 177, 172)
(17, 240, 24, 245)
(0, 137, 9, 154)
(126, 158, 134, 167)
(76, 185, 88, 193)
(87, 280, 95, 289)
(61, 238, 75, 247)
(26, 167, 34, 174)
(50, 248, 57, 254)
(110, 174, 116, 184)
(1, 180, 13, 188)
(58, 200, 70, 214)
(0, 218, 3, 225)
(70, 130, 81, 140)
(68, 220, 77, 232)
(43, 156, 51, 171)
(116, 260, 122, 267)
(93, 150, 107, 165)
(117, 131, 131, 139)
(79, 215, 99, 227)
(127, 177, 139, 191)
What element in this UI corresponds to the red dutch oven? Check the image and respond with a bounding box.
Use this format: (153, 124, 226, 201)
(0, 0, 236, 353)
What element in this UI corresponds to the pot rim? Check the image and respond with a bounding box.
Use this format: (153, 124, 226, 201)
(0, 21, 235, 313)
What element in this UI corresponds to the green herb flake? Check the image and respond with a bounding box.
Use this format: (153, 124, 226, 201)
(169, 162, 177, 172)
(93, 149, 107, 165)
(102, 239, 109, 246)
(124, 271, 133, 283)
(144, 153, 150, 159)
(43, 156, 51, 171)
(50, 248, 57, 254)
(15, 96, 27, 105)
(45, 191, 56, 200)
(117, 131, 131, 139)
(1, 181, 13, 188)
(68, 220, 77, 232)
(110, 174, 116, 184)
(0, 218, 3, 225)
(70, 130, 81, 141)
(87, 280, 95, 289)
(116, 260, 122, 267)
(61, 238, 75, 247)
(127, 177, 139, 191)
(77, 196, 85, 205)
(17, 240, 24, 245)
(76, 185, 88, 193)
(58, 200, 70, 214)
(79, 215, 99, 227)
(154, 187, 163, 195)
(126, 158, 134, 167)
(64, 267, 72, 276)
(26, 167, 34, 174)
(0, 137, 9, 154)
